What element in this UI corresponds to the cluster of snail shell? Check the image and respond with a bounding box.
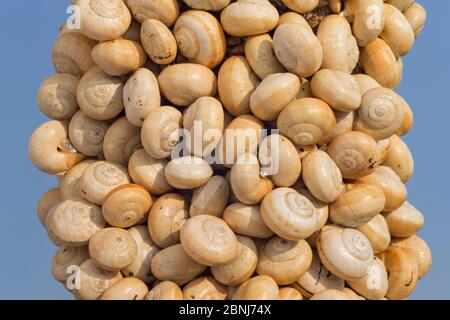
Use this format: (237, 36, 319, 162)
(31, 0, 430, 300)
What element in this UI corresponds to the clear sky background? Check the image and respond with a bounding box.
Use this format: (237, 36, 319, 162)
(0, 1, 448, 300)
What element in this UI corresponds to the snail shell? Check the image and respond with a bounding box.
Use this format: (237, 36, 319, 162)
(311, 69, 361, 112)
(100, 277, 149, 300)
(404, 3, 427, 38)
(126, 0, 180, 26)
(316, 225, 374, 280)
(174, 10, 226, 69)
(89, 227, 138, 271)
(278, 12, 311, 28)
(60, 160, 96, 201)
(357, 214, 391, 254)
(383, 201, 424, 237)
(380, 4, 415, 58)
(80, 161, 131, 205)
(69, 110, 109, 157)
(158, 63, 217, 106)
(183, 0, 230, 11)
(37, 188, 62, 227)
(128, 149, 173, 195)
(122, 225, 160, 283)
(277, 98, 336, 146)
(37, 73, 80, 120)
(103, 117, 141, 166)
(377, 138, 392, 163)
(29, 121, 85, 175)
(180, 215, 238, 266)
(382, 135, 414, 182)
(151, 244, 207, 285)
(360, 38, 402, 89)
(165, 156, 213, 190)
(281, 0, 319, 13)
(259, 134, 302, 187)
(211, 235, 258, 286)
(145, 281, 183, 300)
(232, 275, 279, 300)
(51, 245, 89, 282)
(330, 183, 385, 228)
(189, 176, 230, 218)
(147, 193, 189, 248)
(256, 237, 313, 285)
(218, 56, 260, 116)
(183, 276, 228, 300)
(327, 110, 355, 142)
(392, 235, 432, 279)
(273, 23, 323, 78)
(92, 39, 147, 76)
(244, 34, 286, 79)
(46, 199, 105, 246)
(102, 184, 153, 228)
(78, 0, 131, 41)
(358, 165, 407, 212)
(75, 259, 122, 300)
(123, 68, 161, 127)
(302, 150, 343, 203)
(279, 287, 303, 300)
(220, 0, 279, 37)
(77, 67, 125, 121)
(385, 0, 414, 12)
(52, 33, 97, 77)
(141, 19, 177, 65)
(354, 87, 406, 141)
(250, 73, 301, 121)
(309, 289, 352, 300)
(354, 74, 381, 96)
(183, 97, 225, 158)
(347, 256, 388, 300)
(316, 15, 359, 73)
(295, 188, 329, 233)
(141, 106, 182, 159)
(396, 96, 414, 136)
(378, 246, 418, 300)
(327, 131, 380, 180)
(260, 187, 324, 240)
(223, 203, 274, 239)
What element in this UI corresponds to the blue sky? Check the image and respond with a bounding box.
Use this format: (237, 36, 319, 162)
(0, 1, 448, 299)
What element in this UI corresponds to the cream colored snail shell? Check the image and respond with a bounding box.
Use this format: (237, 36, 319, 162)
(60, 160, 96, 201)
(165, 156, 213, 190)
(218, 56, 260, 116)
(183, 0, 230, 11)
(51, 245, 89, 282)
(382, 135, 414, 182)
(100, 277, 149, 300)
(122, 225, 160, 283)
(354, 74, 382, 96)
(347, 256, 388, 300)
(296, 188, 330, 232)
(180, 215, 238, 266)
(183, 276, 228, 300)
(384, 201, 424, 237)
(377, 138, 392, 163)
(392, 235, 432, 279)
(211, 235, 258, 286)
(311, 69, 361, 112)
(256, 237, 313, 285)
(223, 203, 274, 239)
(316, 15, 359, 73)
(404, 3, 427, 38)
(78, 0, 131, 41)
(174, 10, 226, 69)
(128, 149, 173, 195)
(189, 176, 230, 218)
(273, 23, 323, 78)
(327, 131, 380, 180)
(277, 98, 336, 146)
(79, 161, 131, 205)
(385, 0, 414, 12)
(158, 63, 217, 107)
(232, 275, 279, 300)
(316, 225, 374, 280)
(102, 184, 153, 228)
(52, 33, 97, 77)
(37, 188, 62, 227)
(147, 193, 189, 248)
(141, 18, 177, 65)
(126, 0, 180, 26)
(92, 39, 147, 76)
(277, 12, 311, 28)
(69, 110, 109, 157)
(29, 121, 85, 175)
(220, 0, 279, 37)
(281, 0, 319, 13)
(327, 110, 355, 142)
(244, 34, 286, 80)
(74, 259, 122, 300)
(37, 73, 80, 120)
(89, 227, 138, 271)
(279, 287, 303, 300)
(46, 199, 105, 246)
(151, 244, 207, 285)
(260, 187, 324, 241)
(76, 67, 125, 121)
(330, 183, 386, 228)
(145, 281, 183, 300)
(396, 96, 414, 136)
(302, 150, 343, 203)
(357, 214, 391, 254)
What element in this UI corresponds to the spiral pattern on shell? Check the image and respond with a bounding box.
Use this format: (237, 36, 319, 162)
(93, 162, 127, 186)
(69, 111, 109, 157)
